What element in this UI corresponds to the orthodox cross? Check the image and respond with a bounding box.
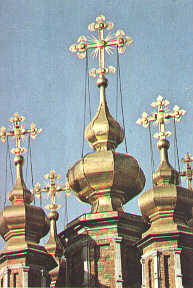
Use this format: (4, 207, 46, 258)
(180, 153, 193, 189)
(69, 14, 133, 79)
(136, 96, 186, 140)
(0, 112, 42, 155)
(33, 169, 70, 211)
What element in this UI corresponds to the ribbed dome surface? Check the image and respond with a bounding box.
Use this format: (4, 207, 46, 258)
(85, 89, 124, 151)
(0, 155, 50, 250)
(67, 151, 145, 213)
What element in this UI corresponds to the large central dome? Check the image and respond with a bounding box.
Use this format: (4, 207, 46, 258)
(67, 14, 145, 213)
(67, 79, 145, 213)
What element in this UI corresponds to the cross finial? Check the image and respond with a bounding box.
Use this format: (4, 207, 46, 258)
(69, 14, 133, 80)
(33, 169, 70, 211)
(136, 96, 186, 141)
(180, 153, 193, 189)
(137, 96, 185, 186)
(0, 112, 42, 155)
(33, 170, 68, 258)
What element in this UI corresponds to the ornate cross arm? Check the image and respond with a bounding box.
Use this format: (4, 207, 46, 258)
(136, 96, 186, 141)
(0, 112, 42, 155)
(69, 14, 133, 79)
(69, 29, 133, 59)
(33, 169, 71, 211)
(180, 153, 193, 189)
(89, 65, 116, 78)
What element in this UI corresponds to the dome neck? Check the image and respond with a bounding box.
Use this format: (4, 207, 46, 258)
(15, 154, 25, 184)
(100, 83, 107, 106)
(153, 139, 180, 186)
(8, 154, 33, 205)
(45, 209, 63, 257)
(98, 75, 108, 114)
(85, 76, 124, 152)
(158, 139, 170, 164)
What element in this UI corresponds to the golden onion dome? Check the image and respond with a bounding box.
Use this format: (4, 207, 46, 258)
(67, 150, 145, 213)
(67, 14, 145, 212)
(85, 84, 124, 151)
(138, 140, 193, 235)
(67, 79, 145, 213)
(153, 139, 180, 186)
(0, 154, 49, 250)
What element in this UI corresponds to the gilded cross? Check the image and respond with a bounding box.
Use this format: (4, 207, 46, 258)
(0, 112, 42, 155)
(136, 96, 186, 140)
(69, 14, 133, 79)
(33, 169, 70, 211)
(180, 153, 193, 189)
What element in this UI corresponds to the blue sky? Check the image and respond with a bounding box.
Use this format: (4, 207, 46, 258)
(0, 0, 193, 247)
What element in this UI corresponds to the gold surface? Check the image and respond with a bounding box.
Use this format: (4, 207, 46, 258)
(67, 151, 145, 213)
(136, 95, 185, 141)
(137, 97, 193, 244)
(0, 204, 49, 250)
(0, 153, 50, 250)
(0, 114, 49, 251)
(34, 170, 67, 256)
(137, 96, 185, 186)
(68, 15, 145, 212)
(33, 169, 66, 211)
(139, 184, 193, 236)
(0, 112, 41, 155)
(152, 139, 180, 186)
(85, 85, 124, 151)
(69, 14, 133, 80)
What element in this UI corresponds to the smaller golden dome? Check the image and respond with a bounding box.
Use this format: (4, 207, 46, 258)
(153, 139, 180, 186)
(85, 85, 124, 151)
(0, 154, 50, 250)
(8, 155, 33, 204)
(0, 205, 49, 247)
(139, 184, 193, 237)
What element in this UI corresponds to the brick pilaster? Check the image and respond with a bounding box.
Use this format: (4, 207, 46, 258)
(3, 267, 9, 288)
(174, 248, 183, 288)
(114, 237, 123, 288)
(152, 251, 160, 288)
(22, 266, 30, 288)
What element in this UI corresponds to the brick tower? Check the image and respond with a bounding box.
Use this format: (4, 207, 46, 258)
(0, 113, 56, 287)
(59, 15, 146, 288)
(137, 96, 193, 288)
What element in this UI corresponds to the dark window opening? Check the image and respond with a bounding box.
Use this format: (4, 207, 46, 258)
(164, 255, 170, 288)
(148, 259, 152, 288)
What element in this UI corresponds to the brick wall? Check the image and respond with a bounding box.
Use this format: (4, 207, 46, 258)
(144, 250, 178, 288)
(62, 212, 145, 287)
(94, 240, 115, 287)
(181, 249, 193, 287)
(69, 249, 84, 286)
